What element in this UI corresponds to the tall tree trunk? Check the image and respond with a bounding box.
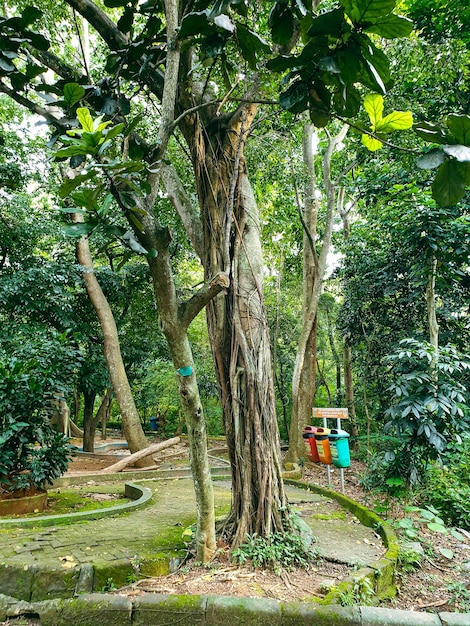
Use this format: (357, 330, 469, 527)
(144, 230, 220, 561)
(75, 230, 152, 466)
(178, 100, 290, 547)
(82, 389, 97, 452)
(343, 344, 359, 450)
(426, 256, 439, 351)
(287, 124, 349, 464)
(340, 203, 358, 449)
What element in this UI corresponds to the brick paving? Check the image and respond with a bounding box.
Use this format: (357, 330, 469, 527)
(0, 477, 384, 602)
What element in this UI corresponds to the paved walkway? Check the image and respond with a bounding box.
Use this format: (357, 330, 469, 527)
(0, 476, 385, 601)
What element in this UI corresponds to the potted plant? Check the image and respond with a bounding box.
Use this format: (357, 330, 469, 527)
(0, 351, 76, 515)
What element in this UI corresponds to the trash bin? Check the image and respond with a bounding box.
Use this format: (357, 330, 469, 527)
(303, 426, 320, 463)
(328, 429, 351, 468)
(149, 416, 158, 432)
(315, 427, 332, 465)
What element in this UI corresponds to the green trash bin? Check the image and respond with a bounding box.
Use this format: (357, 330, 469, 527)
(328, 429, 350, 468)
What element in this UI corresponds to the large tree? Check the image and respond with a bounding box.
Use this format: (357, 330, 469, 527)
(1, 0, 454, 551)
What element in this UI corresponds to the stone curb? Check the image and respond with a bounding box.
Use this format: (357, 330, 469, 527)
(1, 593, 468, 625)
(285, 479, 400, 605)
(0, 482, 153, 529)
(51, 465, 231, 488)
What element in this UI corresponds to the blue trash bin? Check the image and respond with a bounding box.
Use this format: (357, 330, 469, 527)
(328, 429, 350, 468)
(149, 416, 158, 431)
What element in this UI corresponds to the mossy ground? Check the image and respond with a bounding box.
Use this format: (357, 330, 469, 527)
(0, 485, 129, 519)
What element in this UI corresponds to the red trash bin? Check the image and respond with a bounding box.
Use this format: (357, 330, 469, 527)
(303, 426, 320, 463)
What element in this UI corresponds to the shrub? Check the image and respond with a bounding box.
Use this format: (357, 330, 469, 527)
(0, 341, 77, 492)
(381, 339, 470, 487)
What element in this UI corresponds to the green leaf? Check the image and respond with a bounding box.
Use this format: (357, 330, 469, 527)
(55, 145, 89, 159)
(269, 2, 296, 46)
(237, 25, 270, 69)
(118, 6, 135, 33)
(364, 93, 384, 129)
(59, 172, 94, 198)
(266, 55, 299, 72)
(62, 222, 96, 237)
(450, 529, 465, 541)
(178, 11, 213, 38)
(0, 55, 15, 72)
(279, 81, 308, 114)
(427, 522, 447, 533)
(432, 159, 467, 207)
(364, 14, 413, 38)
(77, 108, 94, 133)
(437, 547, 454, 560)
(376, 110, 413, 133)
(359, 39, 390, 94)
(362, 133, 384, 151)
(340, 0, 396, 24)
(446, 114, 470, 146)
(103, 123, 125, 142)
(63, 83, 85, 108)
(416, 149, 446, 170)
(21, 6, 43, 26)
(25, 30, 49, 51)
(307, 7, 348, 36)
(414, 121, 448, 144)
(213, 14, 235, 32)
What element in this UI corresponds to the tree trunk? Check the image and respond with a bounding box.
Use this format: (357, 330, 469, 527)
(101, 392, 112, 440)
(82, 389, 97, 452)
(180, 100, 290, 547)
(75, 230, 152, 466)
(426, 257, 439, 352)
(340, 203, 358, 450)
(287, 124, 349, 464)
(343, 344, 359, 451)
(146, 239, 217, 561)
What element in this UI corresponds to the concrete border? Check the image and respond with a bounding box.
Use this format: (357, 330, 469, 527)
(0, 593, 468, 626)
(52, 464, 231, 487)
(285, 479, 400, 604)
(0, 482, 152, 529)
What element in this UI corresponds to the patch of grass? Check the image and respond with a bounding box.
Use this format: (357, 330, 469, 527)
(2, 487, 129, 518)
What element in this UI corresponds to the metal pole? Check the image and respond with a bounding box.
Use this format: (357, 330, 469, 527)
(324, 416, 331, 486)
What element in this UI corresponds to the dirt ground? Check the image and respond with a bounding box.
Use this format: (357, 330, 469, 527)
(63, 440, 470, 614)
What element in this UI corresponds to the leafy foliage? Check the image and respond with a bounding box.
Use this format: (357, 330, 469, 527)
(361, 93, 413, 151)
(0, 335, 79, 492)
(416, 114, 470, 206)
(382, 339, 470, 485)
(232, 528, 318, 574)
(422, 435, 470, 529)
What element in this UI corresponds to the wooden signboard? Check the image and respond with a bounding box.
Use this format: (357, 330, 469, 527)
(312, 407, 348, 419)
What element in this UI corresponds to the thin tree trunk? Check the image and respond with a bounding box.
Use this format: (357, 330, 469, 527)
(340, 202, 359, 450)
(287, 124, 349, 464)
(343, 345, 359, 451)
(75, 227, 152, 466)
(427, 257, 439, 352)
(82, 389, 96, 452)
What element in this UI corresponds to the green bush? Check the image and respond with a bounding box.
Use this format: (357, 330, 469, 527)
(0, 340, 77, 492)
(422, 446, 470, 529)
(381, 339, 470, 487)
(232, 528, 318, 574)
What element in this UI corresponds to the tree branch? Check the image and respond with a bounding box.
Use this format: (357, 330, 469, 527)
(27, 47, 80, 81)
(65, 0, 128, 50)
(146, 0, 181, 206)
(0, 80, 66, 129)
(179, 272, 230, 330)
(160, 162, 204, 259)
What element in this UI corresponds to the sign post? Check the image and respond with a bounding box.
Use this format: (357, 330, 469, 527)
(311, 407, 349, 493)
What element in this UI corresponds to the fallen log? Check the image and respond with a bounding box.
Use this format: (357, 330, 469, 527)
(100, 437, 181, 473)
